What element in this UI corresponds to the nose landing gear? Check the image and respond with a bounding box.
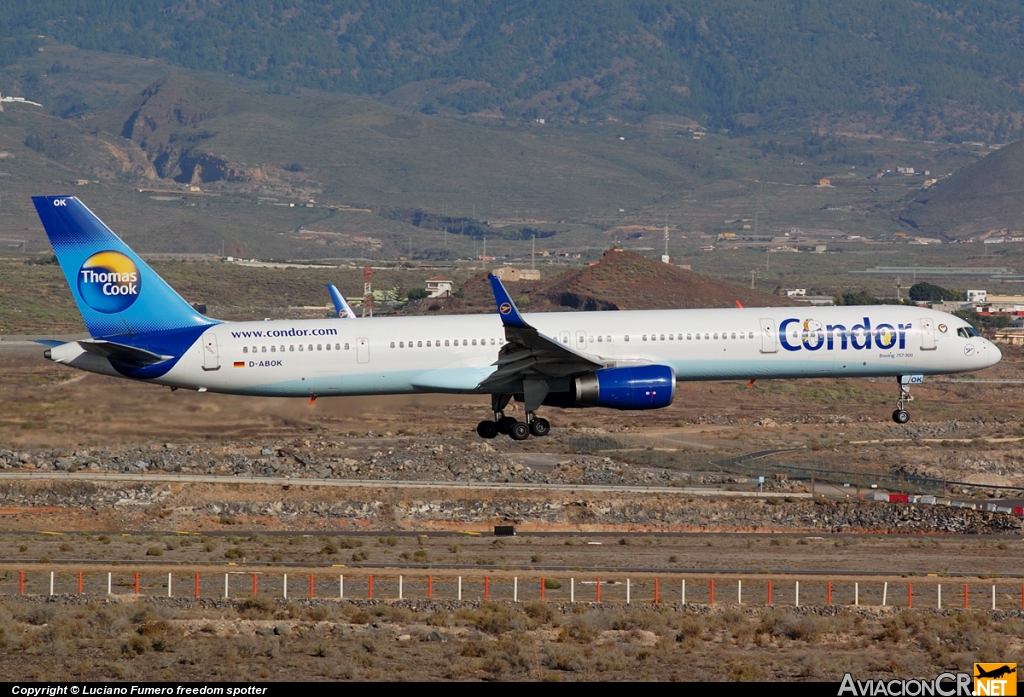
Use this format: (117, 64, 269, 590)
(892, 377, 914, 424)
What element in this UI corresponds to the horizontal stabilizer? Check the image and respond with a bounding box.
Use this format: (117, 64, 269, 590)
(78, 339, 173, 366)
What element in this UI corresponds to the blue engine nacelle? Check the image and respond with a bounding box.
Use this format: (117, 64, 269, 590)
(572, 365, 675, 410)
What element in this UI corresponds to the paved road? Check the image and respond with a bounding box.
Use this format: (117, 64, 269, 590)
(0, 470, 809, 498)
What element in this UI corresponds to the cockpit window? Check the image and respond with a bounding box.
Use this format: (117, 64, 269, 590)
(957, 326, 981, 338)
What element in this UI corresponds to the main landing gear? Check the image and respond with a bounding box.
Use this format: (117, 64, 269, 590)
(892, 377, 913, 424)
(476, 393, 551, 440)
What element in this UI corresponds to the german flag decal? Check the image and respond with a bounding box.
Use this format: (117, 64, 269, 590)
(233, 361, 245, 368)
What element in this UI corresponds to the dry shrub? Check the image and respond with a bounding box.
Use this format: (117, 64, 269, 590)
(611, 608, 667, 633)
(523, 601, 554, 626)
(560, 612, 607, 644)
(237, 596, 275, 619)
(543, 645, 585, 672)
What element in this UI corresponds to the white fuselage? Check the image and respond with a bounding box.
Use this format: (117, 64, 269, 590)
(52, 305, 996, 398)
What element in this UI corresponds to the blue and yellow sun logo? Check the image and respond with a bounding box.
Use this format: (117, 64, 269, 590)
(77, 251, 141, 314)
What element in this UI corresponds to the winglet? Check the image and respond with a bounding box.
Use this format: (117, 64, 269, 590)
(488, 274, 530, 328)
(327, 284, 358, 319)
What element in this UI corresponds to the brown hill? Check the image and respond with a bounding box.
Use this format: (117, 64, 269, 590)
(416, 249, 796, 315)
(899, 139, 1024, 239)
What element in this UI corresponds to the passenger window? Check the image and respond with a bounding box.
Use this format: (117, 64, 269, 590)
(444, 340, 450, 347)
(731, 333, 736, 339)
(308, 344, 313, 351)
(687, 334, 692, 340)
(399, 342, 404, 348)
(280, 346, 285, 353)
(417, 341, 422, 347)
(260, 346, 266, 353)
(391, 342, 396, 348)
(695, 333, 701, 340)
(642, 335, 648, 341)
(624, 335, 630, 342)
(490, 338, 495, 345)
(317, 344, 322, 351)
(298, 345, 303, 351)
(597, 336, 603, 342)
(271, 346, 276, 353)
(463, 339, 468, 346)
(344, 343, 349, 350)
(325, 343, 331, 350)
(242, 347, 248, 354)
(426, 341, 431, 347)
(472, 339, 477, 346)
(704, 333, 709, 340)
(668, 334, 673, 341)
(606, 336, 611, 342)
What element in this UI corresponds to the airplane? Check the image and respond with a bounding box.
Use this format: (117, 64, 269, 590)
(33, 196, 1001, 440)
(327, 284, 358, 319)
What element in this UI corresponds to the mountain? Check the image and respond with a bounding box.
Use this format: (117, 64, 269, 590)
(4, 1, 1024, 140)
(421, 249, 797, 314)
(898, 140, 1024, 239)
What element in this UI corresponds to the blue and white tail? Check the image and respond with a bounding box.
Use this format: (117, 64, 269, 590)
(32, 196, 216, 339)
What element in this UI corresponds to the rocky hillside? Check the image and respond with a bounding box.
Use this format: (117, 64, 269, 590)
(419, 249, 797, 314)
(899, 139, 1024, 239)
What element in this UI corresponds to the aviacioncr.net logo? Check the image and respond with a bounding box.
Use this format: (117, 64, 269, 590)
(77, 251, 141, 314)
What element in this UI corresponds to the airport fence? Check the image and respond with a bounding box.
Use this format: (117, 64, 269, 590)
(1, 570, 1023, 610)
(567, 435, 1024, 501)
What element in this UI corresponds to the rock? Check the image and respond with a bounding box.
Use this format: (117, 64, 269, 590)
(273, 624, 290, 636)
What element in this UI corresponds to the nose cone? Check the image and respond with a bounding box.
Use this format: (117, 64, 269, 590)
(987, 339, 1002, 367)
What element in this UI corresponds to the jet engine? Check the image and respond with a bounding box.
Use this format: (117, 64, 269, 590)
(571, 365, 675, 410)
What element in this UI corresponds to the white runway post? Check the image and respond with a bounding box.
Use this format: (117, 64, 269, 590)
(626, 579, 631, 605)
(681, 579, 686, 605)
(283, 574, 288, 599)
(339, 575, 343, 600)
(855, 582, 859, 606)
(513, 577, 518, 603)
(570, 578, 575, 603)
(795, 581, 799, 607)
(738, 580, 742, 605)
(107, 572, 112, 595)
(457, 576, 462, 601)
(168, 572, 172, 598)
(398, 575, 403, 600)
(992, 585, 996, 610)
(937, 584, 941, 609)
(882, 582, 888, 607)
(49, 571, 54, 596)
(224, 573, 229, 599)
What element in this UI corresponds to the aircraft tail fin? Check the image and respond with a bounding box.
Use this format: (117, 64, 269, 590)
(327, 284, 358, 319)
(32, 196, 216, 339)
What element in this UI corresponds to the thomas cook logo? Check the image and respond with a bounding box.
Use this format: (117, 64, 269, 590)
(499, 302, 512, 315)
(975, 664, 1016, 696)
(77, 251, 141, 314)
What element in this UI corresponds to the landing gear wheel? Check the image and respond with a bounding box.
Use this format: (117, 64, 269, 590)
(892, 409, 910, 424)
(477, 420, 500, 439)
(497, 416, 518, 434)
(509, 422, 531, 440)
(529, 418, 551, 437)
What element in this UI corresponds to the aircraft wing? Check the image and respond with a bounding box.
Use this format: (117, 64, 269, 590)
(480, 274, 604, 387)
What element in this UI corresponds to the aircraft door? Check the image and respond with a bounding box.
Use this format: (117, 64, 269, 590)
(759, 318, 778, 354)
(920, 318, 936, 350)
(201, 332, 220, 371)
(576, 331, 587, 349)
(356, 337, 370, 364)
(558, 331, 570, 345)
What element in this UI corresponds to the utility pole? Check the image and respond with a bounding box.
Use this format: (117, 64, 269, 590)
(751, 270, 756, 289)
(896, 276, 902, 302)
(766, 248, 770, 272)
(662, 225, 670, 263)
(362, 266, 373, 318)
(531, 235, 536, 270)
